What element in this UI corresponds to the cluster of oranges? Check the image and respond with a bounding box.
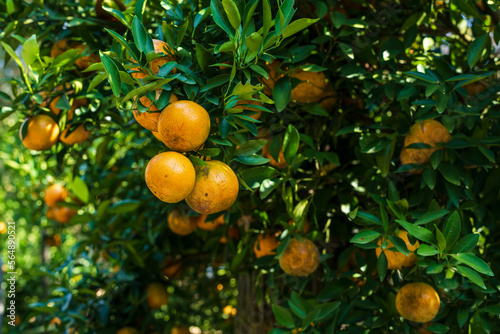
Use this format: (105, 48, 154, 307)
(44, 184, 77, 224)
(21, 39, 96, 151)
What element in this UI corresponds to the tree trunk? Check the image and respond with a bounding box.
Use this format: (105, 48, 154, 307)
(234, 272, 274, 334)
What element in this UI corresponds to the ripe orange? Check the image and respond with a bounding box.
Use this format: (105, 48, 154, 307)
(145, 152, 196, 203)
(279, 238, 320, 276)
(158, 100, 211, 152)
(290, 68, 330, 103)
(464, 82, 488, 96)
(259, 60, 283, 95)
(116, 327, 139, 334)
(185, 160, 239, 214)
(151, 131, 163, 141)
(234, 99, 263, 120)
(44, 184, 68, 207)
(145, 282, 169, 309)
(261, 139, 287, 169)
(20, 115, 60, 151)
(197, 213, 225, 231)
(171, 326, 190, 334)
(318, 85, 337, 111)
(60, 124, 91, 145)
(51, 39, 99, 71)
(162, 257, 183, 279)
(376, 230, 420, 270)
(41, 84, 88, 119)
(131, 39, 176, 79)
(0, 222, 6, 234)
(400, 120, 451, 171)
(253, 233, 280, 258)
(167, 209, 201, 236)
(395, 283, 440, 323)
(133, 91, 178, 131)
(47, 208, 56, 219)
(54, 206, 77, 224)
(50, 317, 61, 325)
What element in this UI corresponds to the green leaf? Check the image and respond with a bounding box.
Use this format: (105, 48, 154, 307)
(467, 34, 489, 68)
(100, 52, 122, 97)
(482, 305, 500, 315)
(22, 34, 39, 66)
(260, 178, 282, 199)
(435, 91, 448, 113)
(422, 168, 436, 190)
(108, 200, 140, 214)
(70, 177, 89, 204)
(131, 16, 154, 53)
(283, 124, 300, 166)
(246, 32, 263, 53)
(430, 150, 443, 169)
(387, 235, 410, 256)
(211, 0, 236, 38)
(478, 145, 496, 163)
(105, 29, 139, 62)
(234, 155, 271, 165)
(405, 71, 438, 84)
(455, 265, 486, 289)
(426, 263, 444, 274)
(450, 253, 493, 276)
(438, 163, 461, 186)
(436, 225, 447, 251)
(451, 234, 480, 254)
(396, 220, 437, 244)
(355, 212, 382, 225)
(273, 77, 291, 112)
(200, 74, 230, 92)
(377, 251, 387, 281)
(262, 0, 272, 39)
(292, 199, 309, 224)
(350, 230, 381, 244)
(415, 210, 449, 226)
(443, 211, 461, 249)
(417, 244, 439, 256)
(301, 309, 321, 331)
(282, 18, 320, 39)
(234, 140, 267, 156)
(427, 323, 450, 333)
(222, 0, 242, 30)
(124, 242, 145, 268)
(272, 304, 295, 328)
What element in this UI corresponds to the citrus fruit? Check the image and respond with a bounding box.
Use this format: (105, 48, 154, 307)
(400, 120, 451, 172)
(151, 131, 163, 141)
(133, 91, 178, 131)
(60, 124, 91, 145)
(145, 152, 196, 203)
(41, 85, 88, 120)
(162, 257, 183, 279)
(171, 326, 190, 334)
(20, 115, 60, 151)
(158, 100, 210, 152)
(290, 68, 329, 103)
(54, 206, 77, 224)
(130, 39, 176, 79)
(376, 230, 420, 270)
(261, 139, 287, 169)
(116, 327, 138, 334)
(145, 282, 169, 309)
(464, 82, 488, 96)
(197, 213, 225, 231)
(167, 209, 201, 236)
(279, 238, 320, 276)
(259, 60, 283, 95)
(395, 282, 440, 323)
(44, 184, 68, 207)
(44, 234, 62, 247)
(46, 208, 56, 220)
(185, 160, 239, 214)
(50, 317, 61, 325)
(253, 233, 280, 258)
(0, 222, 6, 234)
(51, 39, 99, 70)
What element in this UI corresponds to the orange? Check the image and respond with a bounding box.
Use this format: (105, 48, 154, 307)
(400, 120, 451, 172)
(185, 160, 239, 214)
(261, 139, 286, 169)
(145, 282, 169, 309)
(54, 206, 77, 224)
(376, 230, 420, 270)
(234, 99, 263, 120)
(51, 39, 99, 70)
(44, 184, 68, 207)
(158, 100, 211, 152)
(145, 152, 196, 203)
(20, 115, 60, 151)
(41, 84, 88, 119)
(133, 91, 178, 131)
(167, 209, 201, 236)
(0, 222, 6, 234)
(171, 326, 190, 334)
(318, 85, 337, 111)
(197, 213, 225, 231)
(50, 317, 61, 325)
(290, 68, 330, 104)
(279, 238, 320, 276)
(259, 60, 283, 95)
(162, 257, 183, 279)
(131, 39, 176, 79)
(395, 283, 440, 323)
(116, 328, 139, 334)
(464, 82, 488, 96)
(47, 207, 56, 219)
(60, 124, 91, 145)
(45, 234, 62, 247)
(151, 131, 163, 141)
(253, 233, 280, 258)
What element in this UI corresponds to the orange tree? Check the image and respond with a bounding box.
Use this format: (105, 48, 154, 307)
(1, 0, 500, 333)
